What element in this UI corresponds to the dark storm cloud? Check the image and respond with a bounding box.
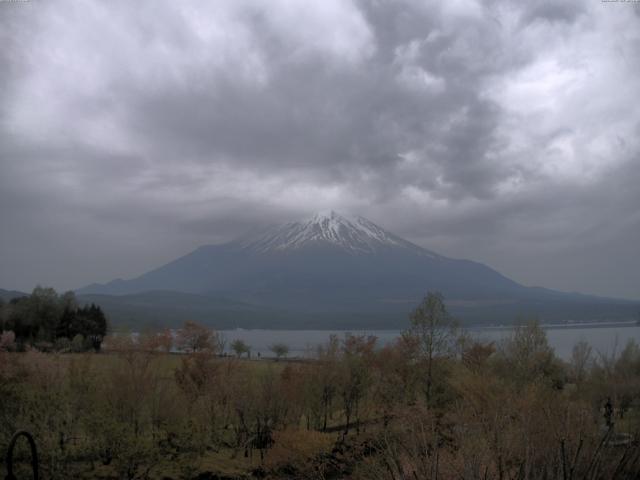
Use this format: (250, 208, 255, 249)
(1, 0, 639, 299)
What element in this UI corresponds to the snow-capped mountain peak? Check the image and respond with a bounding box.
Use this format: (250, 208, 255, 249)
(236, 211, 436, 256)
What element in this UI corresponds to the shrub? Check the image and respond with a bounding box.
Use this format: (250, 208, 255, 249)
(54, 336, 71, 352)
(0, 330, 16, 351)
(71, 334, 85, 353)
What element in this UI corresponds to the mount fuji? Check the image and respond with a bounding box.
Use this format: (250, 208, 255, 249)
(77, 212, 638, 328)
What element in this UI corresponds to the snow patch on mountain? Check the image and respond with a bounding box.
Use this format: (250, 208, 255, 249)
(236, 211, 439, 256)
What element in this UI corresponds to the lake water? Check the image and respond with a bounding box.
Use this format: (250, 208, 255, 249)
(219, 323, 640, 360)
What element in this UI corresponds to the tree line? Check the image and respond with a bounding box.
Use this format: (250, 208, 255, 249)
(0, 286, 108, 352)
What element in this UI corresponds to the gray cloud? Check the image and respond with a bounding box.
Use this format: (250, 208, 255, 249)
(1, 0, 639, 300)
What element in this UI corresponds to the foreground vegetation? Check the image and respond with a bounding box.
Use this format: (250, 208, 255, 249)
(2, 293, 640, 479)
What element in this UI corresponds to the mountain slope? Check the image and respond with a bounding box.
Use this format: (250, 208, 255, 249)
(78, 212, 639, 327)
(0, 288, 29, 302)
(78, 212, 522, 304)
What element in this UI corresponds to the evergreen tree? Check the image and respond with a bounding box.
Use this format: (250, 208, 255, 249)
(2, 288, 108, 351)
(56, 306, 76, 340)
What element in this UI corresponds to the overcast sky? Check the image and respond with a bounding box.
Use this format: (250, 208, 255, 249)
(1, 0, 639, 300)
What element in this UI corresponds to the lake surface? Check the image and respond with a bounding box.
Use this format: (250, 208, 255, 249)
(219, 323, 640, 360)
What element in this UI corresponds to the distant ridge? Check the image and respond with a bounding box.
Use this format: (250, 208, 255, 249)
(0, 288, 29, 302)
(77, 212, 640, 328)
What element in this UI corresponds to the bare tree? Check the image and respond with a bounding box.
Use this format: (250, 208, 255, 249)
(231, 339, 251, 358)
(339, 334, 376, 435)
(269, 342, 290, 360)
(175, 321, 219, 354)
(570, 339, 593, 383)
(404, 292, 457, 404)
(498, 320, 560, 385)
